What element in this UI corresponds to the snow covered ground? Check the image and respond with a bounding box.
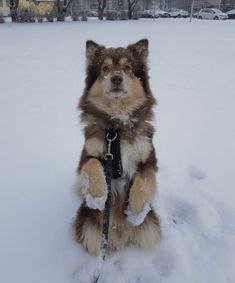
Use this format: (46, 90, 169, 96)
(0, 19, 235, 283)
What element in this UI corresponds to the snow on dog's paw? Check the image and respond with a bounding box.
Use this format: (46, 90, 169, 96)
(78, 172, 90, 195)
(125, 203, 151, 226)
(85, 193, 107, 211)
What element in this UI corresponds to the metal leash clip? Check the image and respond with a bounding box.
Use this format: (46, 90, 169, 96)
(104, 132, 117, 160)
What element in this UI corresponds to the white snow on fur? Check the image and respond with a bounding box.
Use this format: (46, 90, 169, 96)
(85, 193, 107, 211)
(78, 172, 89, 195)
(125, 203, 151, 226)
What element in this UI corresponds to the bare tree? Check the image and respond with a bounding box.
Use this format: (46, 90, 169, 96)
(98, 0, 106, 20)
(127, 0, 139, 19)
(220, 0, 235, 11)
(232, 0, 235, 9)
(55, 0, 72, 21)
(9, 0, 19, 22)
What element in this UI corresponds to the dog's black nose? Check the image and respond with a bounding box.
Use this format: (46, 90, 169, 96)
(111, 74, 123, 86)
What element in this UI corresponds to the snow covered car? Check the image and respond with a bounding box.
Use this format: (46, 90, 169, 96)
(226, 9, 235, 19)
(87, 11, 98, 17)
(139, 10, 159, 18)
(168, 9, 189, 18)
(155, 10, 168, 18)
(197, 8, 228, 20)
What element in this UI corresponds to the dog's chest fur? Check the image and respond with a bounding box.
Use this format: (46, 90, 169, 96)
(85, 134, 151, 180)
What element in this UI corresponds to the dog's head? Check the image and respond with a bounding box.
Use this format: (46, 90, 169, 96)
(80, 39, 155, 126)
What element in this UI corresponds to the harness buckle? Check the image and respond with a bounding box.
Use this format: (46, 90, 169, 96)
(104, 153, 113, 160)
(104, 131, 117, 160)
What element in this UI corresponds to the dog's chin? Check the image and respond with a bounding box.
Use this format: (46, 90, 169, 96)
(106, 89, 128, 100)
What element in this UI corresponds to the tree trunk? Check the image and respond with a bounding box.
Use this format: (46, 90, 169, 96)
(57, 4, 66, 21)
(98, 10, 103, 20)
(127, 0, 138, 19)
(56, 0, 72, 21)
(127, 2, 132, 19)
(10, 0, 19, 22)
(98, 0, 106, 20)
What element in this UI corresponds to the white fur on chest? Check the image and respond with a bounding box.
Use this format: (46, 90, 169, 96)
(120, 136, 151, 179)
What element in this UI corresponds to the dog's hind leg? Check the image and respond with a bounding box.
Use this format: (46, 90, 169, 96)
(73, 203, 102, 256)
(133, 210, 161, 251)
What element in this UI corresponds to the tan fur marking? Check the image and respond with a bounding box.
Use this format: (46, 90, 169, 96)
(82, 158, 105, 198)
(81, 222, 101, 255)
(119, 57, 128, 65)
(129, 167, 156, 214)
(85, 137, 104, 157)
(108, 195, 131, 253)
(103, 57, 113, 66)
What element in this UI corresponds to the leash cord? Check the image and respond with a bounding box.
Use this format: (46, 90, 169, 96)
(91, 131, 117, 283)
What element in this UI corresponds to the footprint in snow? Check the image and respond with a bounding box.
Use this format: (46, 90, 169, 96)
(168, 197, 200, 226)
(189, 165, 207, 180)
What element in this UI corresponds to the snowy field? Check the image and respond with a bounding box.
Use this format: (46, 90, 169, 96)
(0, 19, 235, 283)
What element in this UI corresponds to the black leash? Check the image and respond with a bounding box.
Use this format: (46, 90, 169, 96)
(92, 129, 123, 283)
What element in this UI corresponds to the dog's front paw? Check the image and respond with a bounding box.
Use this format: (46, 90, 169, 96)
(78, 165, 107, 211)
(125, 203, 151, 226)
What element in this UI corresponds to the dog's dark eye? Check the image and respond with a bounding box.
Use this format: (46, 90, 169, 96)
(102, 65, 109, 73)
(124, 65, 131, 72)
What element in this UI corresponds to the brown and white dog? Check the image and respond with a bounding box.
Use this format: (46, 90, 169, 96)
(74, 39, 161, 256)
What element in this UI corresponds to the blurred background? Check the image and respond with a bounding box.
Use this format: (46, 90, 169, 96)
(0, 0, 235, 23)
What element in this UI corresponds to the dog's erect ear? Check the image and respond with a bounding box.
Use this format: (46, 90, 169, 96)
(128, 39, 149, 60)
(86, 40, 104, 62)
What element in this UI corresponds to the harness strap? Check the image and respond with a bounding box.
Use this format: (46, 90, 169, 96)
(105, 129, 123, 179)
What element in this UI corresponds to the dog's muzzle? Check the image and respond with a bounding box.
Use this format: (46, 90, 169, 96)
(110, 71, 123, 92)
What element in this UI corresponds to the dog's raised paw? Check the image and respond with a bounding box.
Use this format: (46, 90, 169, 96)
(78, 171, 107, 210)
(125, 203, 151, 226)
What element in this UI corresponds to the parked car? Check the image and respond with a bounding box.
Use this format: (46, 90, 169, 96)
(140, 10, 159, 19)
(226, 9, 235, 19)
(87, 11, 98, 17)
(155, 10, 168, 18)
(168, 9, 189, 18)
(105, 10, 131, 20)
(197, 8, 228, 20)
